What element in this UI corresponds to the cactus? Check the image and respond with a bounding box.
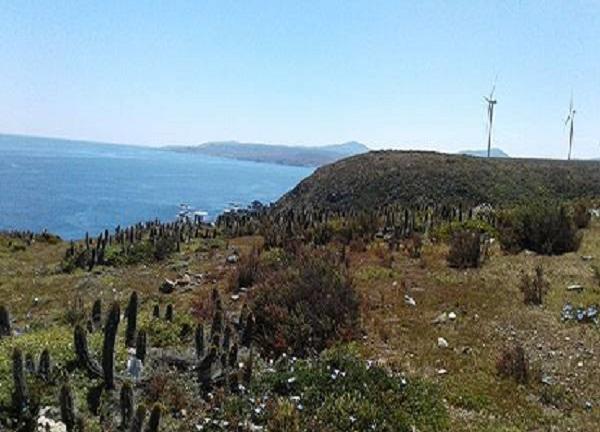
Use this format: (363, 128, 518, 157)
(228, 344, 238, 369)
(25, 352, 35, 373)
(60, 382, 76, 432)
(128, 404, 146, 432)
(135, 330, 147, 363)
(229, 369, 240, 394)
(125, 291, 138, 347)
(195, 324, 205, 359)
(211, 307, 223, 341)
(91, 299, 102, 331)
(0, 305, 11, 337)
(165, 304, 174, 322)
(241, 313, 255, 348)
(223, 325, 231, 351)
(198, 347, 217, 393)
(102, 302, 121, 390)
(38, 348, 52, 381)
(11, 348, 30, 417)
(147, 404, 162, 432)
(74, 324, 102, 377)
(120, 381, 135, 429)
(243, 348, 253, 386)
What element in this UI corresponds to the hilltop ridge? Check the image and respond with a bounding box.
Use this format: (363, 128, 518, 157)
(275, 150, 600, 212)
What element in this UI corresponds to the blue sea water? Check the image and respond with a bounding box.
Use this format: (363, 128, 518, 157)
(0, 134, 312, 240)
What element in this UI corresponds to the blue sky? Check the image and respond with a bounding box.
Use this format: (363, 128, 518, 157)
(1, 1, 599, 158)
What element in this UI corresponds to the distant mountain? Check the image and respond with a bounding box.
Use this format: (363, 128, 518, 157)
(459, 148, 509, 158)
(166, 141, 369, 167)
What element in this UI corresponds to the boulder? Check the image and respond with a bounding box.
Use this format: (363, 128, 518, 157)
(160, 279, 176, 294)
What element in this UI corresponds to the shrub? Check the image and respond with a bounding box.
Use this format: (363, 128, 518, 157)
(251, 249, 360, 356)
(447, 229, 482, 269)
(254, 346, 448, 431)
(433, 219, 496, 242)
(373, 242, 393, 268)
(229, 248, 261, 291)
(519, 265, 549, 305)
(496, 344, 529, 384)
(572, 200, 591, 229)
(498, 201, 581, 255)
(406, 232, 423, 258)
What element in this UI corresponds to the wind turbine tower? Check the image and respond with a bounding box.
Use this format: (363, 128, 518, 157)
(565, 96, 576, 161)
(484, 84, 498, 158)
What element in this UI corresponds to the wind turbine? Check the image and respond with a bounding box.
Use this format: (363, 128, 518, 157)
(565, 96, 576, 161)
(484, 83, 498, 158)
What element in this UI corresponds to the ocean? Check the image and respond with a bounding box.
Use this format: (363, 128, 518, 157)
(0, 134, 312, 240)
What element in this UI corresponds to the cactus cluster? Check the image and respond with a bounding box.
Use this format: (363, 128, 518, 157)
(63, 219, 216, 272)
(217, 202, 496, 249)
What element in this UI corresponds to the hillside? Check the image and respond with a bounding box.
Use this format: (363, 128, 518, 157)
(276, 150, 600, 212)
(166, 140, 368, 167)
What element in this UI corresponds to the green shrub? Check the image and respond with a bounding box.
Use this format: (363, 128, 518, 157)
(497, 202, 581, 255)
(433, 219, 497, 242)
(255, 346, 448, 431)
(251, 249, 360, 356)
(572, 200, 591, 229)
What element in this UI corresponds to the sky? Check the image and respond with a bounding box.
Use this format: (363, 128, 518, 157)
(1, 1, 599, 159)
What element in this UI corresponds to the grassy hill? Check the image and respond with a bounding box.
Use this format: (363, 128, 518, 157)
(276, 150, 600, 212)
(166, 140, 369, 167)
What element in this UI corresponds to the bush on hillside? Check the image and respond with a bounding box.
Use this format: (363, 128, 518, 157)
(519, 265, 549, 305)
(497, 202, 581, 255)
(250, 249, 360, 356)
(496, 344, 530, 384)
(572, 200, 591, 229)
(447, 229, 483, 269)
(255, 346, 449, 431)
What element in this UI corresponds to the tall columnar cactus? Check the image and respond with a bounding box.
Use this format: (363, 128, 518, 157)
(147, 404, 162, 432)
(243, 348, 254, 386)
(135, 330, 148, 364)
(102, 302, 121, 390)
(74, 324, 101, 377)
(241, 313, 255, 348)
(195, 324, 205, 359)
(198, 347, 217, 392)
(91, 299, 102, 331)
(120, 381, 135, 429)
(125, 291, 138, 347)
(228, 344, 238, 369)
(129, 404, 146, 432)
(211, 307, 223, 341)
(165, 304, 174, 322)
(223, 325, 231, 351)
(12, 348, 30, 417)
(60, 382, 76, 432)
(0, 305, 11, 337)
(38, 348, 52, 381)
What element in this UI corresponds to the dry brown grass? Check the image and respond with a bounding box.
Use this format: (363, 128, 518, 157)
(2, 223, 600, 430)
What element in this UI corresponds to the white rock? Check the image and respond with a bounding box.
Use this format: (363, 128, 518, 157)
(448, 311, 457, 320)
(437, 337, 449, 348)
(404, 295, 416, 307)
